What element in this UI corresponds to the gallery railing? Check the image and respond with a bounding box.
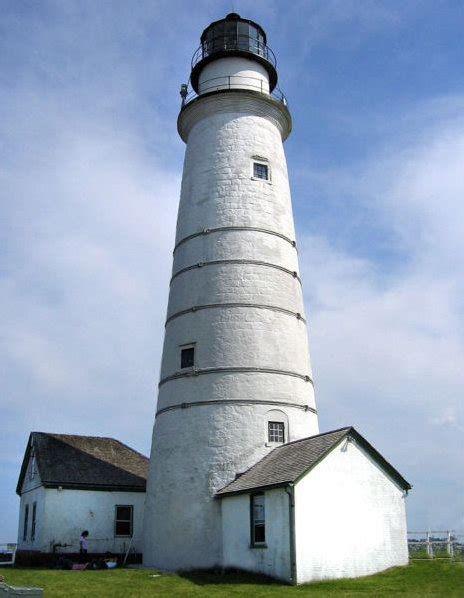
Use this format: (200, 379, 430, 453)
(191, 35, 277, 70)
(180, 75, 288, 109)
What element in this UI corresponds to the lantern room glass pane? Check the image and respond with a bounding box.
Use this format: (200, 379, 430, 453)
(224, 21, 237, 49)
(211, 23, 224, 52)
(237, 21, 249, 50)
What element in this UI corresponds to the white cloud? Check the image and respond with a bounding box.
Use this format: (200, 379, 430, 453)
(299, 98, 464, 529)
(0, 69, 179, 542)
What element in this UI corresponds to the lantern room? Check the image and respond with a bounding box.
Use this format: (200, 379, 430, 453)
(190, 13, 278, 96)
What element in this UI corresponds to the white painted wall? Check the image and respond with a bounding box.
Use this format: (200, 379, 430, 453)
(17, 453, 45, 551)
(17, 486, 45, 551)
(144, 56, 318, 571)
(199, 57, 270, 94)
(294, 439, 409, 583)
(18, 483, 145, 554)
(221, 488, 291, 581)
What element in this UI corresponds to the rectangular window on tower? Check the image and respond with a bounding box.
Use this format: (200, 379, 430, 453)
(115, 505, 133, 537)
(250, 493, 266, 546)
(253, 161, 269, 180)
(180, 346, 195, 369)
(268, 421, 285, 443)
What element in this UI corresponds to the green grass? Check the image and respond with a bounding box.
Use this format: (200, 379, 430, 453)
(2, 560, 463, 597)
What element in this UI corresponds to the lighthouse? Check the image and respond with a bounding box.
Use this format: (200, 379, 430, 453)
(144, 13, 410, 581)
(144, 12, 318, 569)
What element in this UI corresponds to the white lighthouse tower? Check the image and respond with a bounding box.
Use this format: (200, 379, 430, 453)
(144, 12, 319, 570)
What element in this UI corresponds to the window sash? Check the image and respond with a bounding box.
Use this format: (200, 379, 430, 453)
(181, 346, 195, 369)
(253, 162, 269, 180)
(115, 505, 133, 537)
(250, 494, 266, 545)
(268, 421, 285, 443)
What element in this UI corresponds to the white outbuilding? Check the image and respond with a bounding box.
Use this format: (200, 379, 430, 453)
(217, 427, 411, 584)
(16, 432, 148, 560)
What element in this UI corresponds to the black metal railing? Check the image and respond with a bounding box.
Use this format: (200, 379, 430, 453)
(191, 34, 277, 70)
(180, 75, 287, 109)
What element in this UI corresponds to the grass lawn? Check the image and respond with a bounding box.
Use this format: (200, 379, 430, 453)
(2, 560, 463, 597)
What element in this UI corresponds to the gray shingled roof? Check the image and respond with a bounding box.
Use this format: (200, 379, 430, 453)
(17, 432, 149, 495)
(216, 427, 411, 496)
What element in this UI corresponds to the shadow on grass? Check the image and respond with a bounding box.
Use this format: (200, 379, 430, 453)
(178, 567, 285, 586)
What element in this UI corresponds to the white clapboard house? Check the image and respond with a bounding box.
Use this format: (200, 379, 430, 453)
(16, 432, 148, 557)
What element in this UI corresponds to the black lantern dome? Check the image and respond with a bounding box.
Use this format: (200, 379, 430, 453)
(190, 13, 278, 94)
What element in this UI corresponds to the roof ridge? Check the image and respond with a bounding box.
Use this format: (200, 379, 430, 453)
(108, 438, 150, 460)
(274, 426, 352, 450)
(18, 431, 148, 496)
(32, 433, 149, 460)
(34, 432, 119, 441)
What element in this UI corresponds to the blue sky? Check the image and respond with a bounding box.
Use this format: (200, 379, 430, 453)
(1, 0, 463, 542)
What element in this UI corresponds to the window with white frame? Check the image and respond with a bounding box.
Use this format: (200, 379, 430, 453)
(268, 421, 285, 443)
(253, 161, 269, 180)
(115, 505, 133, 537)
(250, 493, 266, 546)
(252, 156, 270, 182)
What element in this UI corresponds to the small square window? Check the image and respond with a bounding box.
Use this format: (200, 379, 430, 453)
(181, 346, 195, 369)
(253, 162, 269, 180)
(268, 421, 285, 443)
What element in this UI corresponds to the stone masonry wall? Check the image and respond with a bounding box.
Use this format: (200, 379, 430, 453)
(144, 91, 319, 570)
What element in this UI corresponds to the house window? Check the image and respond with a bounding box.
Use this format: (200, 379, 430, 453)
(253, 162, 269, 180)
(31, 502, 37, 542)
(115, 505, 133, 537)
(181, 346, 195, 369)
(268, 421, 285, 443)
(23, 504, 29, 542)
(250, 493, 266, 546)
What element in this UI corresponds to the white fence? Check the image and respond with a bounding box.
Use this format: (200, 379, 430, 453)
(408, 531, 464, 559)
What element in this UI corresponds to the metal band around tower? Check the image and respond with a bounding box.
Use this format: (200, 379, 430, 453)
(159, 366, 313, 387)
(170, 259, 301, 284)
(173, 226, 297, 253)
(156, 398, 318, 418)
(165, 302, 306, 326)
